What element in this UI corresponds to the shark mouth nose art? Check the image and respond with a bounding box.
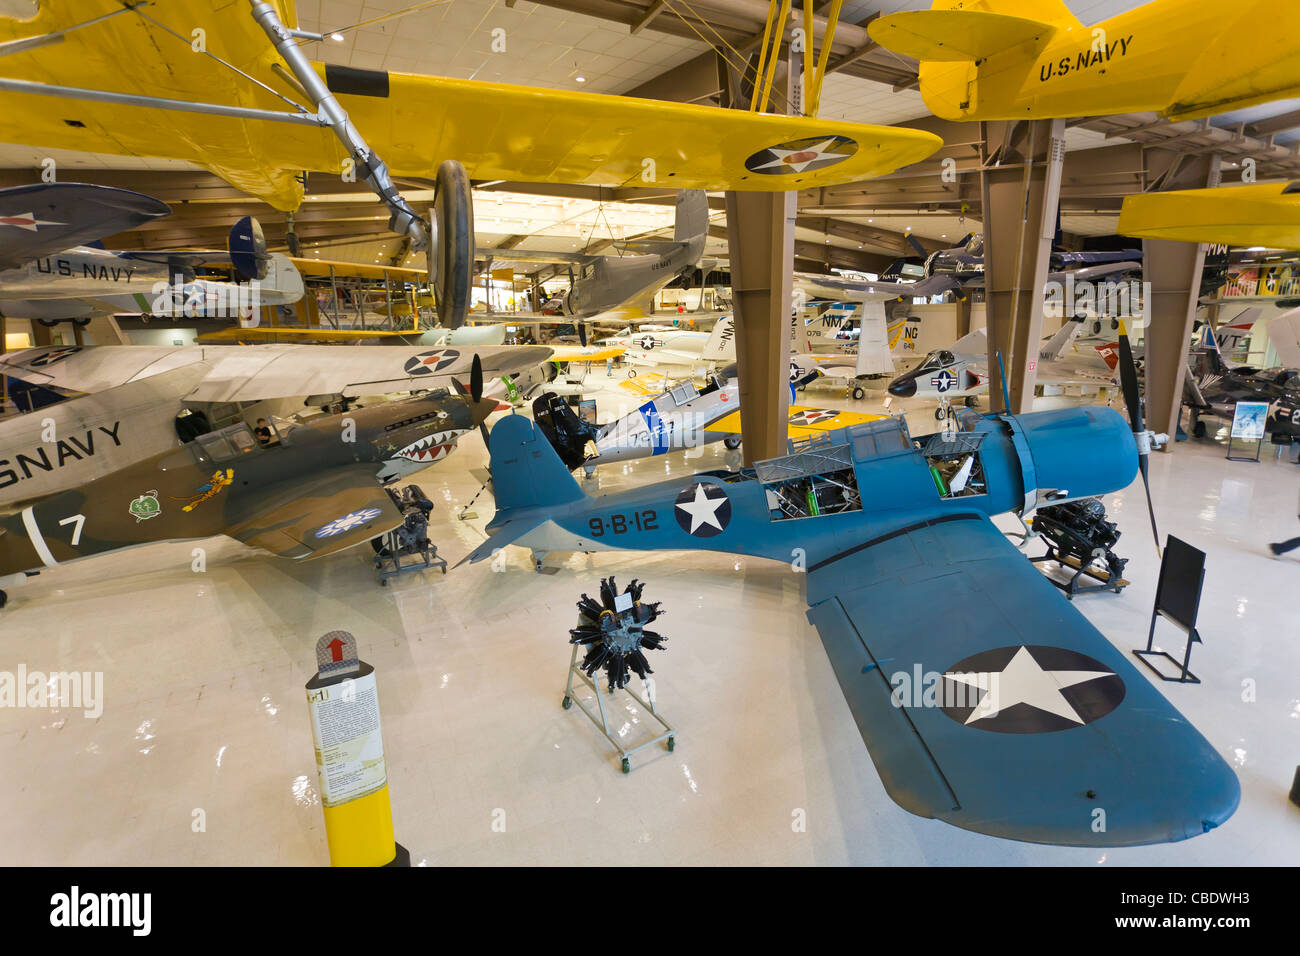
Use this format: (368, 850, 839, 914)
(395, 430, 464, 463)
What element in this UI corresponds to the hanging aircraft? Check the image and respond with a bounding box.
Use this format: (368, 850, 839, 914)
(868, 0, 1300, 124)
(0, 361, 499, 608)
(0, 1, 942, 328)
(458, 335, 1239, 847)
(0, 183, 302, 324)
(480, 190, 711, 324)
(1119, 180, 1300, 251)
(0, 341, 549, 506)
(531, 366, 886, 475)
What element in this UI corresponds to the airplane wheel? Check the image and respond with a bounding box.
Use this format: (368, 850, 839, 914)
(562, 696, 572, 710)
(0, 590, 6, 609)
(627, 368, 637, 378)
(851, 386, 866, 401)
(934, 407, 946, 421)
(621, 758, 631, 774)
(723, 437, 742, 450)
(1193, 420, 1207, 439)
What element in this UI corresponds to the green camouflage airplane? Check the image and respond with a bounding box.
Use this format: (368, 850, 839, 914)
(0, 361, 496, 606)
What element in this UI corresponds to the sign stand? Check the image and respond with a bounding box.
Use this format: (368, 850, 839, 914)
(1133, 536, 1206, 684)
(1226, 400, 1269, 462)
(305, 630, 409, 866)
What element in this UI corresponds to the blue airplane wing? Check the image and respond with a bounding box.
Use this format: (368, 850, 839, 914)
(0, 183, 170, 271)
(804, 511, 1239, 846)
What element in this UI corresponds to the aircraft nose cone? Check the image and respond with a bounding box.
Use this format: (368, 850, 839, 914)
(888, 376, 916, 398)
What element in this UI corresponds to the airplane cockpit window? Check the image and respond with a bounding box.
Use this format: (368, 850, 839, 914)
(918, 431, 987, 498)
(194, 423, 260, 463)
(916, 350, 955, 373)
(668, 382, 699, 405)
(755, 435, 864, 521)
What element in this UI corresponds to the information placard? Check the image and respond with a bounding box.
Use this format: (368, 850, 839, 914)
(307, 669, 387, 808)
(1226, 400, 1268, 461)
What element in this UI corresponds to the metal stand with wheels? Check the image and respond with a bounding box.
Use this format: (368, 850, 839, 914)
(374, 535, 447, 585)
(561, 643, 675, 774)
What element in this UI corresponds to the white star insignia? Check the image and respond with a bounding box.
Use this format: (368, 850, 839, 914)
(751, 138, 851, 174)
(675, 484, 727, 534)
(944, 646, 1115, 726)
(0, 212, 62, 231)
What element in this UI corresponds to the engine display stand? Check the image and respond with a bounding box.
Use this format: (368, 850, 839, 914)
(373, 535, 446, 586)
(561, 643, 675, 774)
(1030, 544, 1129, 599)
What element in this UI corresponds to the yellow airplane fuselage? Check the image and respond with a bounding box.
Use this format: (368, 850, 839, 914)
(911, 0, 1300, 123)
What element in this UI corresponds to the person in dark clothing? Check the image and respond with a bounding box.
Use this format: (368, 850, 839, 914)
(1271, 536, 1300, 556)
(1271, 489, 1300, 556)
(253, 418, 274, 446)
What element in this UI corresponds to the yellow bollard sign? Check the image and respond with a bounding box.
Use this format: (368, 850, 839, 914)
(305, 630, 408, 867)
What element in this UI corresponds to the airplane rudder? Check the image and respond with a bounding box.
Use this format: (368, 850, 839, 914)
(487, 414, 587, 512)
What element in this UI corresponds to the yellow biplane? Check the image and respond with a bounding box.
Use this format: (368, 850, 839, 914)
(0, 1, 941, 209)
(868, 0, 1300, 123)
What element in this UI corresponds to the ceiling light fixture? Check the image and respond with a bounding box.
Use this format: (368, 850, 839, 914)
(329, 31, 344, 41)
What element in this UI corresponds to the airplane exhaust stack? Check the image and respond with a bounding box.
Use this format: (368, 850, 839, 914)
(433, 160, 475, 330)
(229, 216, 269, 281)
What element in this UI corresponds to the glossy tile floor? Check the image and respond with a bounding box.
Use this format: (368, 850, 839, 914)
(1, 379, 1298, 866)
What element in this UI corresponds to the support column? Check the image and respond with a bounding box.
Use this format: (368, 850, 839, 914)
(719, 49, 795, 463)
(1140, 152, 1221, 448)
(979, 119, 1066, 412)
(724, 191, 795, 462)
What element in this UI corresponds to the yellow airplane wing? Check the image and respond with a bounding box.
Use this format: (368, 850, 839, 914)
(197, 327, 421, 344)
(708, 405, 887, 438)
(867, 9, 1058, 62)
(0, 2, 942, 211)
(1117, 182, 1300, 249)
(288, 258, 428, 282)
(549, 345, 626, 363)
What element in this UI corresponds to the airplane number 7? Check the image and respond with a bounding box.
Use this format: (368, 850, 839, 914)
(59, 514, 86, 547)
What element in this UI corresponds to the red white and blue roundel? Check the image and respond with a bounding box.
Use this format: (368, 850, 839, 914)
(314, 507, 384, 539)
(745, 135, 858, 176)
(26, 346, 81, 367)
(789, 408, 837, 426)
(937, 645, 1125, 734)
(674, 481, 731, 537)
(404, 348, 460, 376)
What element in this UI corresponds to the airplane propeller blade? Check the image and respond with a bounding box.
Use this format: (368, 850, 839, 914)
(1117, 329, 1162, 556)
(470, 352, 490, 445)
(470, 352, 483, 404)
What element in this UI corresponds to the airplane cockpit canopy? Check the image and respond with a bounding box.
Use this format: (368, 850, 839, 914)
(915, 349, 956, 373)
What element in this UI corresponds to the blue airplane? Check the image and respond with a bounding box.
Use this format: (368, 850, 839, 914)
(463, 342, 1240, 846)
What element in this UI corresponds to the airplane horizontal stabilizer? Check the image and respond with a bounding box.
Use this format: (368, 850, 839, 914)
(867, 9, 1058, 63)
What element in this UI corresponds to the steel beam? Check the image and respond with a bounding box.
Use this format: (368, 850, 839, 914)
(979, 118, 1066, 413)
(1142, 152, 1221, 450)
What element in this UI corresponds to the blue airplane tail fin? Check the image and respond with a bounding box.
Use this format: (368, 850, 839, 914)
(457, 414, 588, 566)
(488, 413, 587, 513)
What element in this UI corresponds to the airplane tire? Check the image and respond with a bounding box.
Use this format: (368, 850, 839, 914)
(432, 159, 475, 329)
(0, 590, 7, 609)
(1193, 420, 1207, 439)
(851, 386, 866, 400)
(935, 407, 946, 421)
(627, 368, 637, 378)
(723, 437, 742, 450)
